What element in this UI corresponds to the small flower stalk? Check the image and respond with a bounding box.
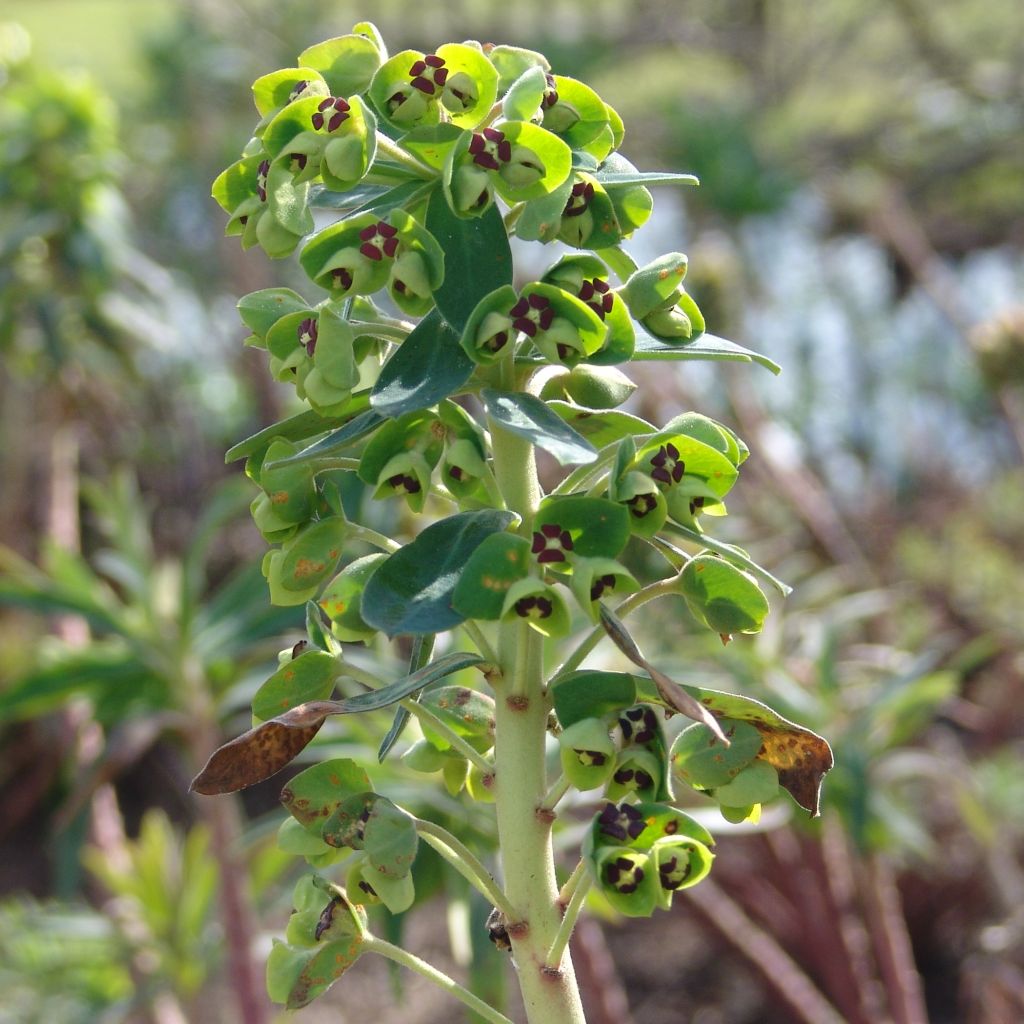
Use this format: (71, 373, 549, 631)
(196, 22, 833, 1024)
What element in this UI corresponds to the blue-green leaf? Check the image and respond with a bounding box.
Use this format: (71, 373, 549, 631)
(425, 190, 513, 331)
(482, 389, 597, 466)
(361, 510, 518, 635)
(633, 330, 781, 375)
(371, 310, 473, 417)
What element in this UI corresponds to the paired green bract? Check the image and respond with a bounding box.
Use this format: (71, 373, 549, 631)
(200, 21, 833, 1014)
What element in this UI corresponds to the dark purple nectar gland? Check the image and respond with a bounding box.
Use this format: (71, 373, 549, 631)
(531, 522, 574, 564)
(297, 317, 318, 356)
(315, 898, 341, 941)
(509, 293, 554, 338)
(614, 766, 655, 791)
(563, 181, 594, 218)
(597, 801, 646, 842)
(469, 127, 512, 171)
(578, 278, 614, 319)
(288, 152, 308, 174)
(513, 594, 554, 621)
(357, 878, 378, 898)
(689, 496, 705, 517)
(658, 853, 692, 891)
(256, 159, 270, 202)
(448, 465, 465, 482)
(388, 472, 421, 495)
(620, 706, 658, 745)
(311, 96, 351, 132)
(626, 491, 658, 520)
(541, 73, 559, 110)
(359, 221, 399, 261)
(574, 748, 608, 768)
(288, 80, 309, 103)
(589, 573, 618, 602)
(409, 53, 448, 95)
(331, 267, 354, 291)
(604, 855, 645, 895)
(650, 443, 685, 486)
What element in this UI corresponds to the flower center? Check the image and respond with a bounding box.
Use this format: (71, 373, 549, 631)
(578, 278, 613, 319)
(619, 706, 657, 744)
(589, 574, 618, 602)
(469, 127, 512, 171)
(514, 595, 553, 620)
(604, 855, 646, 894)
(563, 181, 594, 218)
(388, 473, 421, 495)
(531, 522, 573, 564)
(358, 221, 399, 261)
(311, 96, 351, 132)
(597, 801, 646, 842)
(659, 853, 692, 891)
(509, 294, 554, 338)
(288, 80, 309, 103)
(256, 159, 270, 202)
(409, 53, 448, 95)
(297, 317, 318, 355)
(650, 443, 685, 485)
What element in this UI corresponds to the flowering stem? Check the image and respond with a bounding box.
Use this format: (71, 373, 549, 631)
(414, 818, 516, 920)
(345, 523, 402, 553)
(488, 418, 587, 1024)
(546, 871, 593, 970)
(461, 619, 500, 667)
(373, 133, 438, 179)
(540, 773, 572, 811)
(362, 936, 515, 1024)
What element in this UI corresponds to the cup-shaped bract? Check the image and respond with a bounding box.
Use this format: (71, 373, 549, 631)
(370, 44, 498, 131)
(319, 553, 388, 642)
(501, 577, 572, 637)
(678, 552, 770, 640)
(559, 718, 617, 791)
(569, 556, 639, 619)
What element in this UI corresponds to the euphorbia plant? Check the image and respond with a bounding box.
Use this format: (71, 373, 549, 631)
(194, 24, 833, 1023)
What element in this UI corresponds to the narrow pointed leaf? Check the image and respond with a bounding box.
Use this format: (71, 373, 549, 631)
(633, 330, 781, 375)
(262, 409, 386, 469)
(225, 404, 368, 463)
(599, 604, 729, 744)
(331, 651, 484, 714)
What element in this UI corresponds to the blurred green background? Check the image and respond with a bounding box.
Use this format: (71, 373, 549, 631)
(1, 2, 1022, 1022)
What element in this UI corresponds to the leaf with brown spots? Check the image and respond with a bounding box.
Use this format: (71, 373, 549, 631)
(646, 679, 833, 816)
(189, 701, 338, 795)
(191, 652, 486, 795)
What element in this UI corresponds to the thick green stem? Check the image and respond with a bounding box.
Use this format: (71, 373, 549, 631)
(362, 936, 514, 1024)
(488, 420, 587, 1024)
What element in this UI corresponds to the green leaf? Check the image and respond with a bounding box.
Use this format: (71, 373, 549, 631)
(298, 34, 383, 96)
(280, 758, 373, 831)
(425, 191, 513, 331)
(547, 402, 654, 449)
(672, 719, 764, 790)
(535, 495, 631, 560)
(328, 651, 484, 714)
(252, 651, 341, 723)
(633, 330, 781, 375)
(482, 389, 597, 466)
(361, 510, 517, 636)
(678, 553, 770, 637)
(225, 404, 366, 463)
(262, 408, 385, 469)
(370, 309, 473, 417)
(594, 170, 699, 188)
(552, 670, 638, 729)
(451, 533, 532, 620)
(419, 686, 496, 750)
(237, 287, 310, 343)
(277, 517, 347, 592)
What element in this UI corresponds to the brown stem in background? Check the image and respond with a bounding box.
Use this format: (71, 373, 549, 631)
(682, 875, 846, 1024)
(570, 916, 637, 1024)
(860, 854, 929, 1024)
(818, 816, 890, 1023)
(185, 677, 270, 1024)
